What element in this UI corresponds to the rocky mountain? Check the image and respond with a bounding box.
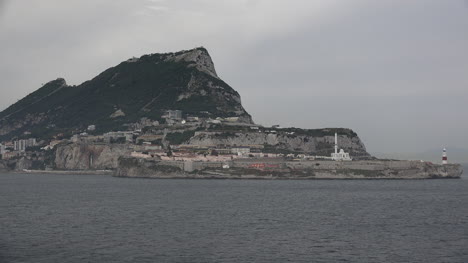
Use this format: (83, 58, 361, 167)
(0, 47, 252, 141)
(1, 47, 374, 170)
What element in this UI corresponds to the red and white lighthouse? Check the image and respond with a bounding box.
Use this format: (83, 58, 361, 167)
(442, 148, 448, 165)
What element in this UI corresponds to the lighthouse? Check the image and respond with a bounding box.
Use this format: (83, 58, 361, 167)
(442, 148, 448, 165)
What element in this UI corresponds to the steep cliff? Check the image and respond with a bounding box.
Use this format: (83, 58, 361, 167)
(187, 129, 370, 158)
(55, 143, 131, 170)
(0, 160, 9, 171)
(0, 47, 252, 141)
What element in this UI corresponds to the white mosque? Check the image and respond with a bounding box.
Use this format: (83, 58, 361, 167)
(331, 133, 352, 161)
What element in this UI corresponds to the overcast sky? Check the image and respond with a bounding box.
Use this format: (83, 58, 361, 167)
(1, 0, 467, 157)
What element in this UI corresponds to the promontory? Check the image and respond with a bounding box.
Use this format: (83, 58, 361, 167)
(0, 47, 462, 179)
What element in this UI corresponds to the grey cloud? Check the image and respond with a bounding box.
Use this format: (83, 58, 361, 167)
(0, 0, 467, 155)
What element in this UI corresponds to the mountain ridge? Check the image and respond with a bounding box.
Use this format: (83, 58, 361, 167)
(0, 47, 253, 140)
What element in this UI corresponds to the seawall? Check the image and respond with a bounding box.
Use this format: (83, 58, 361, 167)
(115, 158, 463, 179)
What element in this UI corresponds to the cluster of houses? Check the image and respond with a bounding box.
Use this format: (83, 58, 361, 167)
(1, 109, 353, 164)
(0, 138, 38, 160)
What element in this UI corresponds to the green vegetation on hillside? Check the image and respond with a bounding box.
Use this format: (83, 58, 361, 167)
(0, 48, 251, 141)
(0, 78, 67, 120)
(165, 130, 196, 145)
(281, 127, 358, 137)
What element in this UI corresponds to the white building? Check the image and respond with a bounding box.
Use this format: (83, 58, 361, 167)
(13, 138, 37, 152)
(331, 133, 352, 161)
(224, 117, 239, 122)
(231, 147, 250, 156)
(186, 116, 199, 122)
(207, 119, 221, 124)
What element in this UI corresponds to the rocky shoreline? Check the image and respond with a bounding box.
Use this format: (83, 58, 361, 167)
(15, 169, 113, 175)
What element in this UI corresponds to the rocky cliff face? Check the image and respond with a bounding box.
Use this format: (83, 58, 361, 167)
(55, 143, 131, 170)
(166, 48, 218, 78)
(187, 131, 370, 158)
(0, 160, 9, 171)
(14, 157, 33, 171)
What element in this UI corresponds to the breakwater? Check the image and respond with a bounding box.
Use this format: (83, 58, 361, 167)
(115, 157, 463, 179)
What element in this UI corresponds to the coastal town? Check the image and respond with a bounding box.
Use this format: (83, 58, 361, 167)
(0, 109, 355, 171)
(1, 109, 461, 180)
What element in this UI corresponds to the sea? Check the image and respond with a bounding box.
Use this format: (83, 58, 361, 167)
(1, 168, 467, 263)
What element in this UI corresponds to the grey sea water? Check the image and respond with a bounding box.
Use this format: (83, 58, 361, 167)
(1, 171, 467, 263)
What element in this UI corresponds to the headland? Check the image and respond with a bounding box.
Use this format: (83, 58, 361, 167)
(0, 47, 462, 179)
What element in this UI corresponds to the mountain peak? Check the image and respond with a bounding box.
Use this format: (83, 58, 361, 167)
(126, 47, 218, 78)
(168, 47, 218, 78)
(0, 47, 253, 141)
